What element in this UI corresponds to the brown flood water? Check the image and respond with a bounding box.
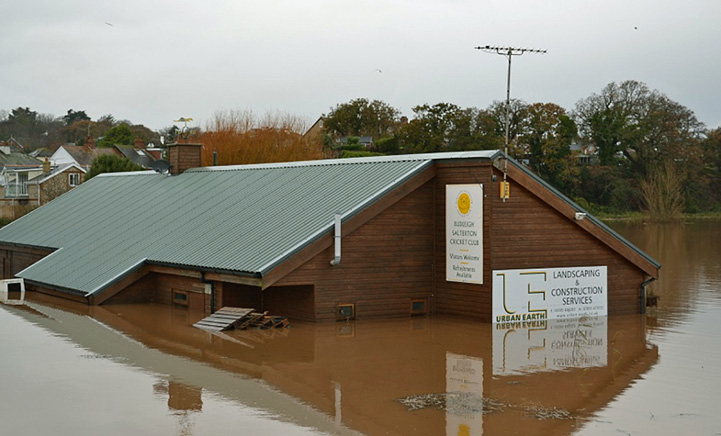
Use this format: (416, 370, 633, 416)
(1, 220, 720, 435)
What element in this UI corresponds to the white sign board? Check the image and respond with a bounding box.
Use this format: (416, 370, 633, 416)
(492, 316, 607, 375)
(446, 184, 483, 284)
(492, 266, 607, 322)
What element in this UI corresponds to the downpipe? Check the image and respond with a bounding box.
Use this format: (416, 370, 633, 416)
(640, 277, 657, 314)
(330, 212, 342, 266)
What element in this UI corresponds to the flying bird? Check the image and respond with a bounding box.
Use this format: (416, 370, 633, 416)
(105, 22, 113, 27)
(375, 68, 382, 73)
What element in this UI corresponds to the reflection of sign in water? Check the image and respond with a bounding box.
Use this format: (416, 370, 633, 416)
(446, 184, 483, 284)
(446, 353, 483, 436)
(492, 266, 607, 322)
(492, 316, 607, 375)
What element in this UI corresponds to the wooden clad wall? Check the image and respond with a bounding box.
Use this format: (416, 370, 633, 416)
(275, 180, 436, 322)
(107, 272, 208, 312)
(221, 282, 262, 309)
(433, 161, 494, 319)
(263, 285, 315, 322)
(0, 244, 53, 279)
(489, 167, 645, 315)
(105, 272, 157, 304)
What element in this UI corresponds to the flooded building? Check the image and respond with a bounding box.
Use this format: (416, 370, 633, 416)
(0, 145, 659, 322)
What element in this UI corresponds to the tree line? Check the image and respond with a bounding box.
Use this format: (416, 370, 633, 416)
(0, 108, 173, 150)
(322, 81, 721, 219)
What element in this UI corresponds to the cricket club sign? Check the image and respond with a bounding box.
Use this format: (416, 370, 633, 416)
(446, 184, 483, 284)
(492, 266, 608, 322)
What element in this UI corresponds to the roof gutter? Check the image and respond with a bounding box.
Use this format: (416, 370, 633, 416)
(21, 278, 90, 299)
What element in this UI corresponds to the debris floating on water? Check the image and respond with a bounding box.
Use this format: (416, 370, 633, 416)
(397, 392, 507, 415)
(523, 405, 574, 420)
(397, 392, 576, 420)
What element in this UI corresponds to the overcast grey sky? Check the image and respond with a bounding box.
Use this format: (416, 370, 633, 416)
(2, 0, 720, 132)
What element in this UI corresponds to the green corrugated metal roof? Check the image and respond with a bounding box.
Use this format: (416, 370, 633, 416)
(2, 153, 499, 296)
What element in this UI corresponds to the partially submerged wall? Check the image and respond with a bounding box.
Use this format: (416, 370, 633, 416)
(0, 243, 53, 280)
(275, 180, 436, 322)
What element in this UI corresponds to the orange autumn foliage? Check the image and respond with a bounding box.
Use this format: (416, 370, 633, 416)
(199, 110, 328, 166)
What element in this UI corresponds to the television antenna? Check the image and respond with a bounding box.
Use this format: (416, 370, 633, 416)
(475, 45, 546, 201)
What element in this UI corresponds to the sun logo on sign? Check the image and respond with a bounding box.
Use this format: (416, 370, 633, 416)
(457, 192, 471, 215)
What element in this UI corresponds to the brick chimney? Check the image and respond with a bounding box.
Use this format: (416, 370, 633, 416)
(167, 143, 202, 175)
(85, 136, 96, 149)
(134, 137, 146, 149)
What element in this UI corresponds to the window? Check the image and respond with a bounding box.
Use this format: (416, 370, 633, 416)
(5, 173, 28, 198)
(173, 290, 189, 307)
(411, 299, 427, 316)
(68, 173, 81, 187)
(336, 303, 355, 321)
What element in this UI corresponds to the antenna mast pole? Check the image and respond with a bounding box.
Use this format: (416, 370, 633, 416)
(474, 45, 546, 200)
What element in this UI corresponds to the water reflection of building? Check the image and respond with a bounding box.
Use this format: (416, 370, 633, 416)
(493, 317, 608, 376)
(9, 296, 659, 436)
(153, 380, 203, 436)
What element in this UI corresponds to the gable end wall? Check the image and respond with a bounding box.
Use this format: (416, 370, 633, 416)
(489, 167, 646, 316)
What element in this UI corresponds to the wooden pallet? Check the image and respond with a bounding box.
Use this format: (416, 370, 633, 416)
(192, 307, 254, 332)
(193, 307, 288, 332)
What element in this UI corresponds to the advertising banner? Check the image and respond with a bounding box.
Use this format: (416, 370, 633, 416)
(492, 266, 607, 322)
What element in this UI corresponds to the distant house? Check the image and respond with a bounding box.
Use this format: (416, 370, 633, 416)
(337, 136, 374, 147)
(51, 141, 116, 172)
(570, 141, 599, 165)
(0, 144, 40, 172)
(0, 144, 659, 323)
(29, 148, 54, 160)
(0, 160, 86, 219)
(0, 136, 26, 151)
(51, 137, 157, 170)
(303, 117, 324, 141)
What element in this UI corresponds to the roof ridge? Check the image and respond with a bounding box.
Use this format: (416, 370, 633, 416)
(188, 150, 501, 173)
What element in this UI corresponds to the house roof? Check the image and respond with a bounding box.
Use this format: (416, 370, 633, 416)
(60, 146, 115, 167)
(28, 163, 86, 184)
(114, 146, 156, 168)
(0, 149, 40, 171)
(0, 150, 658, 300)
